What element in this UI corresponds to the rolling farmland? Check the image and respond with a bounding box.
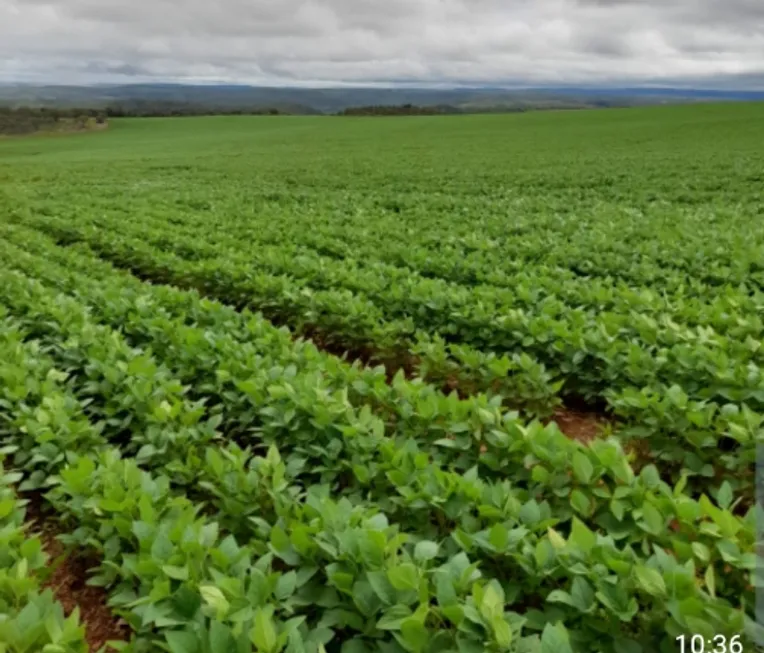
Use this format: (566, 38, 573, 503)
(0, 103, 763, 652)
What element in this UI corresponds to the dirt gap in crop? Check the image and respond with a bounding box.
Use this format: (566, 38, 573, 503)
(24, 493, 130, 652)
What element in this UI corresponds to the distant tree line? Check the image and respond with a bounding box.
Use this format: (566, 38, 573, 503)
(0, 103, 297, 135)
(0, 106, 107, 136)
(337, 103, 463, 116)
(103, 101, 287, 117)
(0, 100, 624, 137)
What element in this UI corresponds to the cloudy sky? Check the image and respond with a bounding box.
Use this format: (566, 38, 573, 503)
(1, 0, 763, 87)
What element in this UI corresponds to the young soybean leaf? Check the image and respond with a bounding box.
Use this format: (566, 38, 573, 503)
(200, 585, 230, 618)
(275, 571, 297, 600)
(367, 570, 397, 605)
(491, 616, 513, 650)
(572, 451, 594, 484)
(251, 607, 278, 653)
(209, 621, 236, 652)
(414, 540, 439, 563)
(634, 566, 667, 597)
(387, 564, 419, 591)
(400, 618, 429, 653)
(165, 631, 201, 653)
(540, 623, 573, 653)
(717, 481, 733, 510)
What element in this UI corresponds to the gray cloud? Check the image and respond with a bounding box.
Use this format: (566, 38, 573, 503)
(0, 0, 762, 86)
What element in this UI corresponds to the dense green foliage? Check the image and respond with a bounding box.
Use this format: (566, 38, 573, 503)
(0, 103, 762, 651)
(0, 107, 106, 136)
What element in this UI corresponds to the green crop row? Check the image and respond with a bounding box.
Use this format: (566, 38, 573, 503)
(14, 194, 764, 353)
(0, 251, 759, 650)
(3, 220, 760, 495)
(0, 311, 760, 652)
(94, 201, 764, 338)
(0, 451, 87, 651)
(13, 176, 764, 302)
(13, 209, 764, 415)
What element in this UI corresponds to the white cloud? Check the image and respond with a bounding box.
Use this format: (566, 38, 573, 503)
(1, 0, 762, 85)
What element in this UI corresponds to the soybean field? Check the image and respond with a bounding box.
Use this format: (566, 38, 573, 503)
(1, 103, 763, 652)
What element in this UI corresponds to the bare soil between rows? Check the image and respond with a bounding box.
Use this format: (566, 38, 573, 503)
(548, 407, 607, 443)
(24, 494, 129, 652)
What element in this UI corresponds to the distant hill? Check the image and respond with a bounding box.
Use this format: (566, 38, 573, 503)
(1, 83, 762, 115)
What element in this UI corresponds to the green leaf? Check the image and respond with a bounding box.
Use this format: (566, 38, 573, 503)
(534, 539, 552, 567)
(251, 607, 278, 653)
(519, 500, 541, 525)
(132, 521, 154, 542)
(200, 585, 230, 617)
(275, 571, 297, 600)
(165, 631, 200, 653)
(488, 524, 509, 551)
(171, 586, 202, 619)
(640, 465, 660, 489)
(491, 616, 512, 650)
(270, 525, 299, 564)
(441, 604, 464, 626)
(0, 498, 16, 519)
(568, 518, 596, 553)
(400, 618, 429, 652)
(341, 640, 371, 653)
(414, 540, 439, 563)
(547, 590, 574, 607)
(292, 563, 315, 584)
(547, 528, 566, 550)
(570, 577, 595, 612)
(705, 565, 716, 598)
(531, 465, 551, 483)
(387, 564, 419, 591)
(306, 628, 335, 647)
(435, 571, 458, 607)
(634, 566, 666, 597)
(570, 489, 591, 516)
(572, 451, 594, 484)
(640, 503, 664, 535)
(209, 621, 235, 652)
(717, 481, 733, 510)
(351, 580, 381, 617)
(433, 438, 464, 450)
(691, 542, 710, 563)
(377, 605, 413, 630)
(162, 565, 189, 581)
(480, 584, 503, 621)
(150, 532, 174, 562)
(541, 623, 573, 653)
(456, 636, 484, 653)
(367, 570, 396, 605)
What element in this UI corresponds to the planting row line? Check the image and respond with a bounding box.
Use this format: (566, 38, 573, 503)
(13, 211, 764, 415)
(113, 200, 764, 330)
(0, 218, 562, 417)
(4, 220, 761, 494)
(0, 245, 756, 598)
(2, 224, 761, 491)
(33, 185, 763, 295)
